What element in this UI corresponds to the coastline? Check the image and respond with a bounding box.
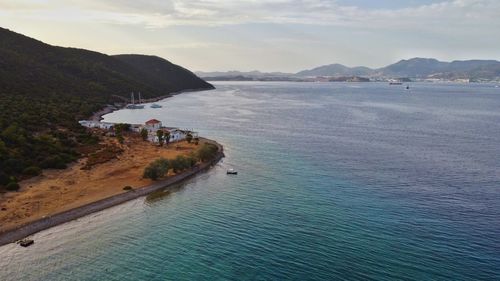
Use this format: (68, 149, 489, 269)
(0, 86, 218, 246)
(0, 138, 224, 246)
(93, 87, 214, 122)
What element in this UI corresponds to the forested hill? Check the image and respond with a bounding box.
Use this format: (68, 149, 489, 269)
(0, 27, 213, 190)
(113, 54, 212, 92)
(0, 27, 213, 99)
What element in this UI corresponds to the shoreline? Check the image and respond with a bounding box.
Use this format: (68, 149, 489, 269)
(92, 87, 214, 122)
(0, 138, 224, 246)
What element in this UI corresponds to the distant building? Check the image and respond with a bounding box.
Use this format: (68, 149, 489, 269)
(145, 119, 162, 132)
(168, 129, 187, 142)
(78, 118, 196, 144)
(78, 120, 114, 130)
(130, 124, 143, 133)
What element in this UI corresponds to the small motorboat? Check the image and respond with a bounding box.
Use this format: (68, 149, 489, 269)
(150, 103, 162, 108)
(19, 239, 34, 247)
(227, 169, 238, 175)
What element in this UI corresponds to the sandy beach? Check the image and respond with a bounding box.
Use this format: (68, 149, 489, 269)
(0, 134, 223, 244)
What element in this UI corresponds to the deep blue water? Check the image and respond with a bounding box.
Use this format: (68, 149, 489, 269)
(1, 82, 500, 280)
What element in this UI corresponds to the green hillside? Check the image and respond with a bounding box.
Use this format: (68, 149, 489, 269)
(0, 27, 213, 189)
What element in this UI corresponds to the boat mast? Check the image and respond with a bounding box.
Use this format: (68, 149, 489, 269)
(139, 92, 142, 104)
(131, 92, 135, 104)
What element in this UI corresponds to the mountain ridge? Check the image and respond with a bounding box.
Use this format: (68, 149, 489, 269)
(300, 58, 500, 79)
(198, 58, 500, 80)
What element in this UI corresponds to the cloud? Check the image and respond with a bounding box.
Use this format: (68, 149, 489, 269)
(1, 0, 499, 29)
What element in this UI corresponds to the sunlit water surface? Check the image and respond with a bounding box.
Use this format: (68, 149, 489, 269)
(1, 82, 499, 280)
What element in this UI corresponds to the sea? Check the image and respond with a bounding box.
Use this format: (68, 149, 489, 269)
(1, 82, 499, 280)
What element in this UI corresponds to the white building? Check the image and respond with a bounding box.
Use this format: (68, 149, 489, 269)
(169, 129, 187, 142)
(79, 118, 197, 144)
(145, 119, 162, 132)
(78, 120, 114, 130)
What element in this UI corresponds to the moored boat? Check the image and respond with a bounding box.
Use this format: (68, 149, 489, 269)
(227, 169, 238, 175)
(126, 92, 145, 109)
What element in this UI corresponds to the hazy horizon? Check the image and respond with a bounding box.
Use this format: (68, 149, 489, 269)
(1, 0, 499, 72)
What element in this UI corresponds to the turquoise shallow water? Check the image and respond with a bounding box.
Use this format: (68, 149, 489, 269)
(1, 82, 500, 280)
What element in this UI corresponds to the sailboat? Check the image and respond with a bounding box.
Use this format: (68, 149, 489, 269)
(126, 92, 145, 109)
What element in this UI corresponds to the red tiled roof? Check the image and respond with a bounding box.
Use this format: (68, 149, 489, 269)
(145, 119, 161, 124)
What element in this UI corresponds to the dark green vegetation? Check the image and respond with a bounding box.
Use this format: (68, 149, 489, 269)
(186, 133, 193, 143)
(156, 130, 165, 146)
(170, 155, 196, 173)
(114, 123, 130, 144)
(140, 128, 148, 141)
(143, 158, 170, 180)
(143, 143, 219, 181)
(197, 143, 219, 162)
(0, 27, 213, 190)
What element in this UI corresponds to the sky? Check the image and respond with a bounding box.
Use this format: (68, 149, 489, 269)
(0, 0, 499, 72)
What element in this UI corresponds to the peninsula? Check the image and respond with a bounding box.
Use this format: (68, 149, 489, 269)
(0, 27, 220, 245)
(0, 124, 224, 245)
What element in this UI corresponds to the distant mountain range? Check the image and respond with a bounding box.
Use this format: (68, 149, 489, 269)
(296, 64, 372, 77)
(198, 58, 500, 81)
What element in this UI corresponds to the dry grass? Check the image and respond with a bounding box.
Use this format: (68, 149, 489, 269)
(0, 134, 203, 232)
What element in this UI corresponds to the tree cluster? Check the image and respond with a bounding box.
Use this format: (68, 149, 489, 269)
(143, 143, 219, 181)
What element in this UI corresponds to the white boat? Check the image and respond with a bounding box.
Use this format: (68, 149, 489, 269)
(126, 104, 145, 109)
(126, 92, 145, 109)
(227, 168, 238, 175)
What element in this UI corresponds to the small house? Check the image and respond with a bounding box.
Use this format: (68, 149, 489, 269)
(145, 119, 162, 132)
(169, 129, 187, 142)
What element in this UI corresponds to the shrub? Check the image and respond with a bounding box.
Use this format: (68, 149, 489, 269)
(156, 130, 164, 146)
(117, 134, 124, 144)
(143, 165, 160, 180)
(3, 158, 26, 174)
(6, 182, 20, 191)
(40, 155, 67, 169)
(170, 155, 191, 173)
(143, 158, 169, 180)
(197, 143, 218, 162)
(23, 166, 42, 176)
(140, 128, 148, 141)
(114, 123, 131, 134)
(186, 155, 197, 167)
(0, 172, 10, 186)
(154, 158, 169, 173)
